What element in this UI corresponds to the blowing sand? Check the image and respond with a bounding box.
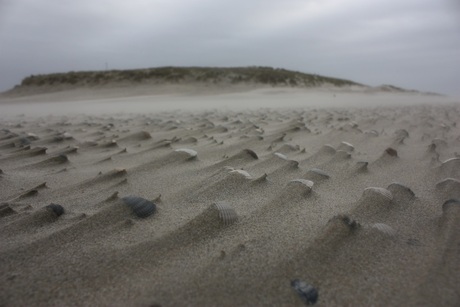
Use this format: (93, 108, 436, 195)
(0, 87, 459, 306)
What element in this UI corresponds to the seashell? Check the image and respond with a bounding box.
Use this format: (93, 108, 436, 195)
(16, 189, 38, 200)
(278, 144, 300, 152)
(436, 178, 460, 190)
(288, 179, 314, 190)
(387, 182, 415, 199)
(385, 147, 398, 157)
(291, 279, 318, 305)
(273, 152, 288, 160)
(46, 203, 65, 217)
(103, 140, 118, 147)
(174, 148, 198, 159)
(442, 199, 460, 213)
(61, 132, 73, 139)
(213, 202, 238, 225)
(243, 149, 258, 159)
(253, 173, 268, 182)
(306, 168, 330, 180)
(229, 169, 252, 179)
(354, 161, 368, 172)
(394, 129, 409, 139)
(439, 158, 460, 177)
(319, 144, 336, 155)
(0, 203, 16, 217)
(47, 154, 69, 164)
(441, 157, 460, 167)
(362, 187, 393, 202)
(337, 141, 354, 152)
(121, 196, 157, 218)
(371, 223, 396, 236)
(364, 130, 379, 137)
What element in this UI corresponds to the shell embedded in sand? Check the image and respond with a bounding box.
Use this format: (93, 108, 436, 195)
(121, 196, 157, 218)
(319, 144, 336, 155)
(362, 187, 393, 202)
(364, 130, 379, 137)
(387, 182, 415, 198)
(291, 279, 318, 305)
(385, 147, 398, 157)
(229, 169, 252, 179)
(273, 152, 288, 160)
(394, 129, 409, 139)
(371, 223, 396, 236)
(288, 179, 314, 192)
(441, 157, 460, 167)
(442, 199, 460, 212)
(213, 202, 238, 225)
(243, 148, 259, 159)
(436, 178, 460, 189)
(0, 203, 16, 217)
(174, 148, 198, 159)
(46, 203, 65, 217)
(288, 179, 314, 190)
(306, 168, 330, 179)
(338, 141, 354, 152)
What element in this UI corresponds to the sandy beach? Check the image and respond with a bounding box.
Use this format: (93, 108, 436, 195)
(1, 86, 459, 306)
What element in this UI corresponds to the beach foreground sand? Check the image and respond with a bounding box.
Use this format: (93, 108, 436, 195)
(1, 87, 459, 306)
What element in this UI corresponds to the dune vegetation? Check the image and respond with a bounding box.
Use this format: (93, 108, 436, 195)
(18, 66, 362, 88)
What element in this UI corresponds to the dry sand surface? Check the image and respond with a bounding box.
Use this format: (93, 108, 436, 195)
(0, 87, 459, 306)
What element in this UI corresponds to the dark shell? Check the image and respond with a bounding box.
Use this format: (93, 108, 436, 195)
(442, 199, 460, 212)
(46, 203, 65, 217)
(385, 147, 398, 157)
(243, 149, 258, 159)
(0, 203, 16, 217)
(122, 196, 156, 218)
(291, 279, 318, 305)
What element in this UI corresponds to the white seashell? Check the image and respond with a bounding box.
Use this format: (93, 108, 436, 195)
(338, 141, 354, 152)
(273, 152, 288, 160)
(229, 169, 252, 179)
(363, 187, 393, 201)
(371, 223, 396, 236)
(289, 179, 314, 189)
(442, 157, 460, 165)
(174, 148, 197, 158)
(365, 130, 379, 137)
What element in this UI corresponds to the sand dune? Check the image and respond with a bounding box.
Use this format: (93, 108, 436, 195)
(0, 88, 459, 306)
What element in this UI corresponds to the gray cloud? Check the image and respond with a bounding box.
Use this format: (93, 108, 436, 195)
(1, 0, 459, 95)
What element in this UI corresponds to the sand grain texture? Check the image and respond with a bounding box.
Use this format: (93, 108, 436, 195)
(0, 88, 459, 306)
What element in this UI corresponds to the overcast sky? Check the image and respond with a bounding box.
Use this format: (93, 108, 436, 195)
(1, 0, 459, 95)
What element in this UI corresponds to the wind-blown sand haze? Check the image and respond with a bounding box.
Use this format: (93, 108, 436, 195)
(0, 85, 459, 306)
